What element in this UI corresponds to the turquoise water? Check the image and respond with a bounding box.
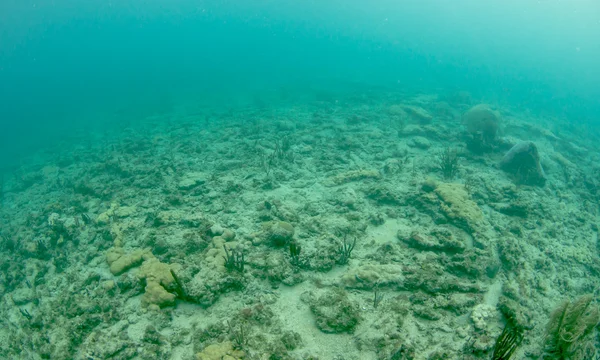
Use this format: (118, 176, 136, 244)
(1, 0, 599, 167)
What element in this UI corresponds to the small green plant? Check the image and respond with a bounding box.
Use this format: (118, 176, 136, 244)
(258, 135, 295, 179)
(289, 241, 301, 264)
(373, 282, 384, 309)
(336, 235, 356, 265)
(260, 149, 276, 178)
(223, 245, 245, 273)
(492, 323, 523, 360)
(227, 320, 248, 349)
(288, 241, 309, 268)
(542, 294, 599, 359)
(437, 147, 460, 180)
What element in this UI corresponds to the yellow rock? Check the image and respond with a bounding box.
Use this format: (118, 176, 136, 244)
(147, 304, 161, 312)
(106, 247, 124, 265)
(196, 341, 245, 360)
(101, 280, 115, 291)
(137, 257, 178, 308)
(143, 280, 176, 308)
(212, 236, 226, 248)
(434, 182, 484, 233)
(106, 247, 151, 275)
(96, 212, 111, 225)
(106, 247, 179, 309)
(206, 237, 232, 270)
(97, 203, 118, 224)
(138, 257, 174, 287)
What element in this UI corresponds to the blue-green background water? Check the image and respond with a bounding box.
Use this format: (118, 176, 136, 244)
(1, 0, 599, 169)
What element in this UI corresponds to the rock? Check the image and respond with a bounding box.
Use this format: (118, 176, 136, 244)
(404, 105, 433, 124)
(463, 104, 501, 153)
(310, 289, 361, 334)
(462, 104, 500, 143)
(422, 177, 438, 192)
(499, 141, 546, 186)
(433, 183, 485, 234)
(409, 136, 431, 149)
(222, 229, 236, 241)
(97, 203, 119, 224)
(137, 257, 177, 308)
(196, 341, 245, 360)
(106, 247, 151, 275)
(210, 224, 224, 236)
(401, 230, 465, 253)
(114, 206, 136, 218)
(267, 221, 295, 247)
(138, 257, 175, 287)
(341, 263, 404, 289)
(178, 172, 207, 190)
(154, 210, 183, 226)
(471, 303, 497, 330)
(143, 280, 176, 308)
(100, 280, 116, 292)
(325, 169, 381, 186)
(12, 287, 35, 305)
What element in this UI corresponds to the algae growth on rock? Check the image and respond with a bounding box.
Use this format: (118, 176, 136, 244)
(0, 88, 599, 359)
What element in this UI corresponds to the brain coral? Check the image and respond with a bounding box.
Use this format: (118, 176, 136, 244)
(462, 104, 501, 144)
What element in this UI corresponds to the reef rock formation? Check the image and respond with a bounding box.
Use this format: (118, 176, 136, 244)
(462, 104, 501, 153)
(499, 141, 546, 186)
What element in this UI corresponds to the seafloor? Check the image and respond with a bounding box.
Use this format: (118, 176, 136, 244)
(1, 90, 599, 360)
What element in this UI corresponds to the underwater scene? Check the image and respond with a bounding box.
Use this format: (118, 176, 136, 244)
(2, 0, 600, 359)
